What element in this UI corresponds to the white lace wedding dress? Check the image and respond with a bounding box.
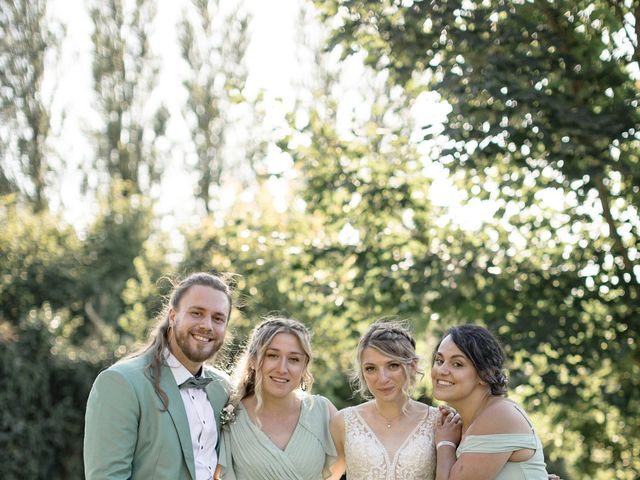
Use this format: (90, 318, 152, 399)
(344, 405, 437, 480)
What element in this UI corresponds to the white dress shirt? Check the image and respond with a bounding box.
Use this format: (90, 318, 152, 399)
(166, 351, 218, 480)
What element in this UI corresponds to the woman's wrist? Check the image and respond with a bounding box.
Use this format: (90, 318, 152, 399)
(436, 440, 458, 450)
(434, 435, 458, 444)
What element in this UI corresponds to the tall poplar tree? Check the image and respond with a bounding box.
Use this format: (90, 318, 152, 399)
(179, 0, 253, 213)
(85, 0, 168, 336)
(0, 0, 57, 211)
(90, 0, 167, 196)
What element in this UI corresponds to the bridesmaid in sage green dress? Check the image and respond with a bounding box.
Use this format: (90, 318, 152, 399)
(432, 325, 552, 480)
(217, 317, 342, 480)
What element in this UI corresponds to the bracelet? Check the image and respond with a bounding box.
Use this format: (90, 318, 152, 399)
(436, 440, 458, 450)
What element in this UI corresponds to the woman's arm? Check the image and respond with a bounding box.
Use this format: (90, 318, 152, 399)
(440, 399, 534, 480)
(434, 406, 462, 480)
(327, 410, 346, 480)
(445, 451, 512, 480)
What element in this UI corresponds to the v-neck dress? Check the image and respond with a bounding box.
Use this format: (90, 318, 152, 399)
(218, 394, 337, 480)
(344, 405, 437, 480)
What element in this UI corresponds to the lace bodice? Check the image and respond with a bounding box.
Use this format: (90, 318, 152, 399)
(344, 405, 437, 480)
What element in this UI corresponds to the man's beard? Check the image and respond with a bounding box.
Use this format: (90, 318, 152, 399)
(173, 327, 222, 363)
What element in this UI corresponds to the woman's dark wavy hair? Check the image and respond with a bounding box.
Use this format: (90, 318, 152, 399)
(128, 272, 234, 409)
(438, 325, 508, 396)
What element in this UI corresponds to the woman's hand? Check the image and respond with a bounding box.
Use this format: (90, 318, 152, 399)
(435, 405, 462, 446)
(438, 404, 457, 417)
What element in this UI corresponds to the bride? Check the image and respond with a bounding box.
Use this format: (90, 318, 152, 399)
(330, 321, 458, 479)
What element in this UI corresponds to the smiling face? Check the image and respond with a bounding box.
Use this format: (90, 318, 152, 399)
(361, 347, 414, 403)
(258, 332, 308, 400)
(168, 284, 230, 374)
(431, 334, 485, 405)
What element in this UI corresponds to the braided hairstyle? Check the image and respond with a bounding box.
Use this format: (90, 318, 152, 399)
(439, 325, 508, 396)
(352, 321, 422, 399)
(230, 317, 314, 426)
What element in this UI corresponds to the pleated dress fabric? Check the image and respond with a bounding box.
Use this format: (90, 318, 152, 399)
(218, 394, 337, 480)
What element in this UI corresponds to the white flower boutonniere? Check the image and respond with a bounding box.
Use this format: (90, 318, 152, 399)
(220, 403, 236, 430)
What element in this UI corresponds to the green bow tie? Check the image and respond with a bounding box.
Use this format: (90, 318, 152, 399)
(179, 376, 213, 390)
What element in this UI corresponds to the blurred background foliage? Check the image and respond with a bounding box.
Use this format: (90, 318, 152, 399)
(1, 0, 638, 478)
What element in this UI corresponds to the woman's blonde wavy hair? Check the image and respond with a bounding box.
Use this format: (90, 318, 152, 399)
(230, 317, 314, 427)
(352, 320, 422, 401)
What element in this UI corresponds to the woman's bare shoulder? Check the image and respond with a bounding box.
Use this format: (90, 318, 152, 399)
(472, 397, 533, 435)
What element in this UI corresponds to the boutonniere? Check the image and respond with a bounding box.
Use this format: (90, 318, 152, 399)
(220, 403, 236, 429)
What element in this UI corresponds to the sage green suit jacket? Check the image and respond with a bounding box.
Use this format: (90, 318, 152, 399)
(83, 350, 231, 479)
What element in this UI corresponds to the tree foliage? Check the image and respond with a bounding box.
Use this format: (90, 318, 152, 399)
(0, 0, 57, 210)
(79, 184, 163, 342)
(0, 199, 90, 479)
(0, 192, 170, 479)
(315, 0, 640, 477)
(89, 0, 168, 196)
(0, 309, 94, 480)
(179, 0, 255, 213)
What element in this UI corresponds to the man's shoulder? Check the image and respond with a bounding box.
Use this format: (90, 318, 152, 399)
(88, 352, 156, 403)
(203, 365, 232, 390)
(203, 365, 231, 382)
(104, 350, 154, 379)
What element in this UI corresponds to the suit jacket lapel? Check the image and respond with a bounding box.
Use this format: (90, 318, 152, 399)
(159, 362, 196, 480)
(204, 372, 229, 431)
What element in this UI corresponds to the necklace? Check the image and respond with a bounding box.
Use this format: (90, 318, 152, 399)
(373, 401, 405, 428)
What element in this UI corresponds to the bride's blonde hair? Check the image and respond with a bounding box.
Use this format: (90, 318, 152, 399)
(352, 320, 422, 400)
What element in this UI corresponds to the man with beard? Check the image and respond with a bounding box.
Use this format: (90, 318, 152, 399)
(84, 272, 234, 480)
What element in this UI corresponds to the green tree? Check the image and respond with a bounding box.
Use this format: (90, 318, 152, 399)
(116, 228, 172, 347)
(281, 79, 453, 405)
(0, 197, 82, 323)
(318, 0, 639, 293)
(87, 0, 172, 343)
(89, 0, 167, 196)
(316, 0, 640, 477)
(0, 198, 91, 479)
(179, 0, 258, 213)
(0, 0, 59, 210)
(79, 184, 165, 345)
(0, 308, 95, 480)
